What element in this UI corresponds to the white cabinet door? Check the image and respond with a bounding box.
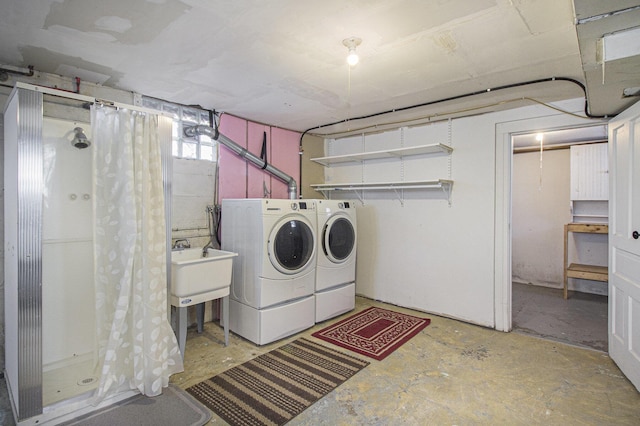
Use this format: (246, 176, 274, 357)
(608, 101, 640, 392)
(571, 143, 608, 200)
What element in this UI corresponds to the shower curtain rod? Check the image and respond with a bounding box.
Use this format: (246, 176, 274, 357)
(14, 82, 167, 116)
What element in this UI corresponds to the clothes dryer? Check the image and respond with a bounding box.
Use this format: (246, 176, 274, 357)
(221, 198, 317, 344)
(314, 199, 357, 322)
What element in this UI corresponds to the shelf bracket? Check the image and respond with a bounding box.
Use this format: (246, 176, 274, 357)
(316, 189, 330, 199)
(442, 183, 452, 207)
(388, 186, 405, 206)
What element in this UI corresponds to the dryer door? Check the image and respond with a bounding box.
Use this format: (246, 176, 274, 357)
(268, 216, 315, 274)
(322, 214, 356, 264)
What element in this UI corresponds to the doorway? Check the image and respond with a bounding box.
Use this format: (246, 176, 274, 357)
(510, 126, 608, 351)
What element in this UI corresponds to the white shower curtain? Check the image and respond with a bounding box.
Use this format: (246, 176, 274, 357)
(91, 106, 183, 403)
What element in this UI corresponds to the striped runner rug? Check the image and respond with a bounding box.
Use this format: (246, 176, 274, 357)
(186, 338, 369, 426)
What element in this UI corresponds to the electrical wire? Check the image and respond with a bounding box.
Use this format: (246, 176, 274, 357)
(295, 76, 613, 197)
(299, 77, 611, 141)
(314, 96, 597, 138)
(209, 109, 222, 246)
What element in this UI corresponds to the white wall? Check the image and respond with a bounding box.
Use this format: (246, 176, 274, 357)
(171, 157, 219, 325)
(172, 157, 216, 249)
(327, 99, 600, 328)
(328, 116, 497, 327)
(511, 147, 608, 295)
(512, 149, 571, 288)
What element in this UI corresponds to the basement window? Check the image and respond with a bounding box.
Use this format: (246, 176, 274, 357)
(141, 97, 216, 161)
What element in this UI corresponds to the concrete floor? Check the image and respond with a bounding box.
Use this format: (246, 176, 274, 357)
(173, 296, 639, 425)
(512, 282, 608, 351)
(2, 296, 639, 425)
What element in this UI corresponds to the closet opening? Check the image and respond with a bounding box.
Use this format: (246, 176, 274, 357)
(510, 124, 609, 351)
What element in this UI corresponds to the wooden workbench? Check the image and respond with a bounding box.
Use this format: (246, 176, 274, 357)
(563, 223, 608, 299)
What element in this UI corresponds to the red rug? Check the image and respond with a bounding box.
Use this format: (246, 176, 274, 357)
(311, 306, 430, 361)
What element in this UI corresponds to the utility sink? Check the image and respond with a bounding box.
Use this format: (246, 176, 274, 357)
(170, 248, 237, 354)
(170, 248, 238, 302)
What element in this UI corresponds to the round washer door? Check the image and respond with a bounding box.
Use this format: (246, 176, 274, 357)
(268, 216, 315, 274)
(322, 215, 356, 264)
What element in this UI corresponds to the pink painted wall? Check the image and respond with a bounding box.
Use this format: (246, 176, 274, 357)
(217, 114, 300, 200)
(247, 122, 270, 198)
(218, 114, 248, 200)
(270, 127, 300, 199)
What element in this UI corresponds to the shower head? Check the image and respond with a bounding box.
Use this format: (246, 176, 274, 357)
(71, 127, 91, 149)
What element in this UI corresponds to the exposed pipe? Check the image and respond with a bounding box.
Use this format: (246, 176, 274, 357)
(0, 64, 34, 81)
(575, 4, 640, 24)
(184, 124, 298, 200)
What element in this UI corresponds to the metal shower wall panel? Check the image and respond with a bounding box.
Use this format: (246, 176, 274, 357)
(4, 87, 20, 417)
(16, 87, 44, 419)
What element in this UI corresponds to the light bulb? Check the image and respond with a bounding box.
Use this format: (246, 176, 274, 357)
(343, 37, 362, 66)
(347, 48, 359, 66)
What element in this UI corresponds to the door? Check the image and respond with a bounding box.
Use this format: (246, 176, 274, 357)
(608, 100, 640, 391)
(268, 216, 315, 274)
(323, 214, 356, 263)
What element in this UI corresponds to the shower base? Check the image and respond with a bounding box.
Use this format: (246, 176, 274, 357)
(43, 357, 97, 406)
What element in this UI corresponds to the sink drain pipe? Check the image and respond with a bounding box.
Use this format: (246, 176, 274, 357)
(184, 124, 298, 200)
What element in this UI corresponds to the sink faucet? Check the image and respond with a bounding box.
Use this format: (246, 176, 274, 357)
(172, 238, 191, 250)
(202, 240, 215, 257)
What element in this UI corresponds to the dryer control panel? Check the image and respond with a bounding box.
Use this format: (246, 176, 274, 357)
(289, 201, 315, 211)
(263, 199, 316, 212)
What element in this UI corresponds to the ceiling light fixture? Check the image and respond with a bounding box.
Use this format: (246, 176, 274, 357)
(342, 37, 362, 66)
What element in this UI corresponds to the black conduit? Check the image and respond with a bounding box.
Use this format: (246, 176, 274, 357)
(260, 131, 268, 169)
(215, 208, 222, 247)
(297, 76, 612, 198)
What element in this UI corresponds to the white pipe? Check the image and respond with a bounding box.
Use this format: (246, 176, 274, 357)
(184, 125, 298, 200)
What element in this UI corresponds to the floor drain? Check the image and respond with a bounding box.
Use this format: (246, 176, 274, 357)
(77, 377, 98, 386)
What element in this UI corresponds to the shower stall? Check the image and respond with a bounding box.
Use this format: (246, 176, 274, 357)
(3, 83, 178, 425)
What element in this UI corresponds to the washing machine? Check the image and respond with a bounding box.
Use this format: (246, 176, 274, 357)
(314, 199, 357, 322)
(221, 198, 317, 344)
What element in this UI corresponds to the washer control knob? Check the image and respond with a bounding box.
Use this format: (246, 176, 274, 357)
(291, 203, 298, 211)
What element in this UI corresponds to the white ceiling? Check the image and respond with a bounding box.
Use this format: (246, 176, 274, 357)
(1, 0, 639, 136)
